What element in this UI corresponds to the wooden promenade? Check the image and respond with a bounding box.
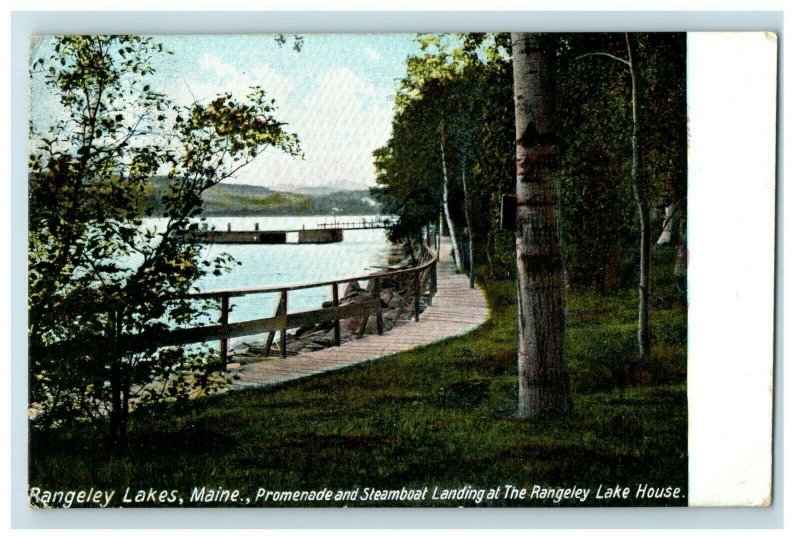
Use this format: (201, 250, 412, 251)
(227, 238, 490, 390)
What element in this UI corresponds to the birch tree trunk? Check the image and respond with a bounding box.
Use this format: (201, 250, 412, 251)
(657, 202, 677, 245)
(461, 155, 476, 288)
(486, 230, 495, 278)
(511, 33, 571, 418)
(626, 33, 651, 364)
(440, 124, 464, 272)
(437, 212, 443, 256)
(576, 34, 653, 365)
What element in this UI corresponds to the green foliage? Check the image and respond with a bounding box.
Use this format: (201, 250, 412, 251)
(375, 33, 686, 289)
(28, 36, 300, 447)
(374, 33, 515, 269)
(371, 101, 442, 243)
(557, 33, 687, 291)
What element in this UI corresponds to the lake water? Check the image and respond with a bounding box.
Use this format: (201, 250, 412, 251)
(146, 215, 392, 335)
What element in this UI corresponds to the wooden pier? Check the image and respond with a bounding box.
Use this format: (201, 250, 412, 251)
(180, 227, 344, 245)
(226, 238, 489, 390)
(179, 217, 396, 245)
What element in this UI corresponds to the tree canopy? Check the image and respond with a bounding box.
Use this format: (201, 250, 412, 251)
(375, 32, 686, 289)
(28, 35, 301, 449)
(373, 32, 687, 416)
(372, 34, 516, 274)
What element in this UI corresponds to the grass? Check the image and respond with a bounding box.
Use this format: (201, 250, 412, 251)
(29, 258, 687, 508)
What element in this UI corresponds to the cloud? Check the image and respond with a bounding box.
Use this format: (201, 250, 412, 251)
(166, 53, 295, 108)
(198, 52, 238, 78)
(167, 56, 393, 190)
(363, 47, 381, 60)
(245, 66, 393, 189)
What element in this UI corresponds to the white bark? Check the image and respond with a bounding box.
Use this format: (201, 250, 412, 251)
(461, 157, 475, 288)
(625, 32, 652, 364)
(657, 202, 677, 245)
(440, 127, 463, 272)
(511, 32, 570, 419)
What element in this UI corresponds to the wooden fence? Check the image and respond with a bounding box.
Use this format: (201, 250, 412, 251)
(32, 245, 439, 369)
(195, 244, 438, 367)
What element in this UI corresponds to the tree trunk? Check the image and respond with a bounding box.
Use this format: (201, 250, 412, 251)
(626, 33, 651, 364)
(576, 34, 653, 366)
(406, 237, 418, 266)
(440, 124, 464, 272)
(486, 229, 495, 278)
(120, 369, 130, 449)
(108, 356, 122, 454)
(106, 311, 126, 455)
(657, 201, 677, 245)
(511, 33, 571, 419)
(461, 155, 476, 288)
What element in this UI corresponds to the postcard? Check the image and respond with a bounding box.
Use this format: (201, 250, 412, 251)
(24, 31, 776, 510)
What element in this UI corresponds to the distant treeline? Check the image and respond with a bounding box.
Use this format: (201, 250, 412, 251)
(142, 177, 380, 216)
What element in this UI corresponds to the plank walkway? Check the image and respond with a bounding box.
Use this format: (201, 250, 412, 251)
(226, 238, 490, 390)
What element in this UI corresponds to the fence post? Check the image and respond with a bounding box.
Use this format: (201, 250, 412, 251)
(432, 257, 438, 295)
(427, 261, 435, 306)
(332, 283, 341, 346)
(220, 294, 230, 370)
(375, 277, 384, 335)
(279, 289, 288, 358)
(414, 269, 420, 322)
(357, 278, 373, 336)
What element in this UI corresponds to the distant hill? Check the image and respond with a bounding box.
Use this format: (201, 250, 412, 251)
(141, 177, 380, 217)
(271, 180, 370, 195)
(201, 182, 312, 215)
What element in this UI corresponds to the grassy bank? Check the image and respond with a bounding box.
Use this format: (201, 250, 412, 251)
(29, 263, 687, 508)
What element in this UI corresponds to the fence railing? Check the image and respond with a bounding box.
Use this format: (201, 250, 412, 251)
(195, 244, 438, 367)
(314, 217, 398, 230)
(32, 245, 439, 369)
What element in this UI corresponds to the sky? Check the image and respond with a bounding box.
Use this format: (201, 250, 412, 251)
(30, 34, 422, 191)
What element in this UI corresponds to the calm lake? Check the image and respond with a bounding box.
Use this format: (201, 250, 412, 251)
(149, 215, 392, 334)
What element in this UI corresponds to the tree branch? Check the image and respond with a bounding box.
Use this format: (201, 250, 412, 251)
(575, 51, 631, 67)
